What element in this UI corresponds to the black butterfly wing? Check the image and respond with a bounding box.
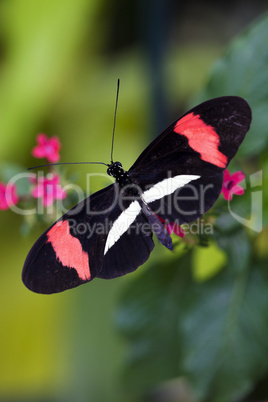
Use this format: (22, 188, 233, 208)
(22, 184, 154, 293)
(128, 96, 251, 224)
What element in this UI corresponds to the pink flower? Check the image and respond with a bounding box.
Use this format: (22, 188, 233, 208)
(221, 169, 245, 201)
(0, 182, 19, 210)
(30, 174, 66, 207)
(32, 133, 61, 163)
(157, 215, 185, 238)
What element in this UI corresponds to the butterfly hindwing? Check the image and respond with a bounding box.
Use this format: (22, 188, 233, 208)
(22, 185, 114, 293)
(99, 208, 154, 279)
(22, 185, 155, 293)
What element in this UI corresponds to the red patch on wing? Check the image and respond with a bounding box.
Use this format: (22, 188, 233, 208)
(46, 221, 91, 281)
(174, 112, 227, 168)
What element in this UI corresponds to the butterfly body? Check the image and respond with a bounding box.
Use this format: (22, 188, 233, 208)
(22, 96, 252, 294)
(107, 161, 133, 188)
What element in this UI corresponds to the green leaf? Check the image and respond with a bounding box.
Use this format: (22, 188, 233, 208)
(215, 211, 242, 233)
(214, 228, 251, 273)
(0, 161, 30, 196)
(196, 12, 268, 157)
(192, 241, 227, 281)
(180, 262, 268, 401)
(261, 154, 268, 225)
(117, 255, 268, 401)
(0, 161, 25, 181)
(116, 252, 193, 391)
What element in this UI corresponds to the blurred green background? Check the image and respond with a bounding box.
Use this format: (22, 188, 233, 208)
(1, 1, 268, 401)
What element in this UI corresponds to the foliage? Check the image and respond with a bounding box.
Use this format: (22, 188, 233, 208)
(116, 12, 268, 402)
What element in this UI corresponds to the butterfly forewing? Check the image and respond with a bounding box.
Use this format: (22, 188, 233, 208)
(129, 96, 251, 175)
(129, 96, 251, 225)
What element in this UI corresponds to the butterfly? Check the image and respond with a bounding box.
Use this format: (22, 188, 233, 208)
(22, 92, 251, 294)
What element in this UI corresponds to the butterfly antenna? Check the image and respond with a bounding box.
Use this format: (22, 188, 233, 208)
(110, 78, 120, 163)
(29, 81, 121, 171)
(28, 161, 109, 170)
